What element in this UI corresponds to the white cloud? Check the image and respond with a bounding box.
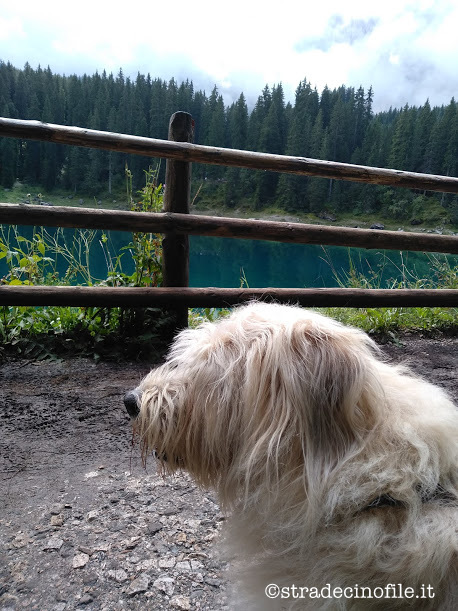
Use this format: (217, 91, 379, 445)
(0, 0, 457, 111)
(0, 15, 25, 42)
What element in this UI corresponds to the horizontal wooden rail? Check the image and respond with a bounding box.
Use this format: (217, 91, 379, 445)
(2, 118, 458, 193)
(1, 203, 458, 254)
(0, 286, 457, 308)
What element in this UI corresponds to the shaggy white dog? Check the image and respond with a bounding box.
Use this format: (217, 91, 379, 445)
(124, 302, 457, 610)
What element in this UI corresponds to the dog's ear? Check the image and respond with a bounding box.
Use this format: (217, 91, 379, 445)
(290, 320, 383, 465)
(136, 376, 185, 471)
(235, 316, 382, 489)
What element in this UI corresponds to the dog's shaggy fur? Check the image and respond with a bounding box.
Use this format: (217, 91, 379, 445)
(125, 302, 457, 609)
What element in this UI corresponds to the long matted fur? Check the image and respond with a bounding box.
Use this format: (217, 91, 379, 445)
(125, 302, 457, 610)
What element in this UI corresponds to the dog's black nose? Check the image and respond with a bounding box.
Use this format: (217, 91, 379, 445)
(124, 391, 140, 418)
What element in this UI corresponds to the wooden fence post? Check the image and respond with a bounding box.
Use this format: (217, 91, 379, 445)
(162, 111, 194, 330)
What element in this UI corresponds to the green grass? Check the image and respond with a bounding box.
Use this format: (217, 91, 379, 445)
(187, 253, 457, 336)
(320, 305, 457, 336)
(3, 182, 457, 233)
(318, 251, 458, 335)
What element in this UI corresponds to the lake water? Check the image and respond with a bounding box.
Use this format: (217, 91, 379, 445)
(1, 226, 455, 289)
(189, 235, 444, 289)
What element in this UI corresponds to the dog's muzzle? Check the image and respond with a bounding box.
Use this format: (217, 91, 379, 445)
(124, 390, 141, 419)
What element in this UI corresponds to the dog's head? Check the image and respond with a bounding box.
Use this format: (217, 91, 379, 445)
(125, 302, 389, 506)
(125, 303, 458, 605)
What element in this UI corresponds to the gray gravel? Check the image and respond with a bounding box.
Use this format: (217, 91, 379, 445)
(1, 334, 456, 610)
(0, 359, 228, 610)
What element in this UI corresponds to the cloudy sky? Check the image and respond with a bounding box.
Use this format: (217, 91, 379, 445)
(0, 0, 457, 112)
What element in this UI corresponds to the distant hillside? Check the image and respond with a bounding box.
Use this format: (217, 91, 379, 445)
(0, 60, 457, 225)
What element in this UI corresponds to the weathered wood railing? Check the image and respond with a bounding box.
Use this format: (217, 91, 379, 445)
(0, 113, 458, 322)
(2, 117, 458, 192)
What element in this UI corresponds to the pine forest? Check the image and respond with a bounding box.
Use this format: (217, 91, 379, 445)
(1, 61, 458, 225)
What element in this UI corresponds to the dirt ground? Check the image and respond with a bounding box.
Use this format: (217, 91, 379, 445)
(0, 333, 457, 611)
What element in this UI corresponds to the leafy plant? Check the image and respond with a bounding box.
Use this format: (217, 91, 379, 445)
(123, 165, 164, 287)
(0, 225, 56, 285)
(0, 224, 110, 287)
(0, 165, 175, 360)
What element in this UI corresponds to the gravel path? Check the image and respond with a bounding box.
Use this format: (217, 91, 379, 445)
(1, 333, 457, 610)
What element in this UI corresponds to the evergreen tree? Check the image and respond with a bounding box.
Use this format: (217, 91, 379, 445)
(360, 117, 384, 168)
(190, 88, 207, 180)
(443, 99, 458, 178)
(130, 86, 150, 185)
(307, 130, 331, 213)
(84, 106, 105, 193)
(328, 91, 352, 163)
(203, 87, 226, 179)
(225, 93, 249, 206)
(0, 99, 18, 188)
(365, 86, 374, 122)
(165, 77, 178, 125)
(150, 78, 168, 139)
(411, 101, 433, 173)
(258, 84, 286, 154)
(0, 62, 14, 108)
(247, 85, 271, 151)
(353, 86, 366, 150)
(227, 93, 248, 150)
(319, 85, 333, 128)
(277, 80, 317, 210)
(190, 89, 206, 145)
(255, 84, 286, 208)
(206, 92, 225, 147)
(388, 104, 415, 170)
(22, 90, 42, 183)
(40, 95, 58, 189)
(177, 79, 194, 113)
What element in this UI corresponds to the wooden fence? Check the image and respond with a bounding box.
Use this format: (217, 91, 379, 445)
(1, 112, 458, 327)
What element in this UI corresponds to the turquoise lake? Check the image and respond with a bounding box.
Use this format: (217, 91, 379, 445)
(1, 227, 456, 289)
(189, 235, 458, 289)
